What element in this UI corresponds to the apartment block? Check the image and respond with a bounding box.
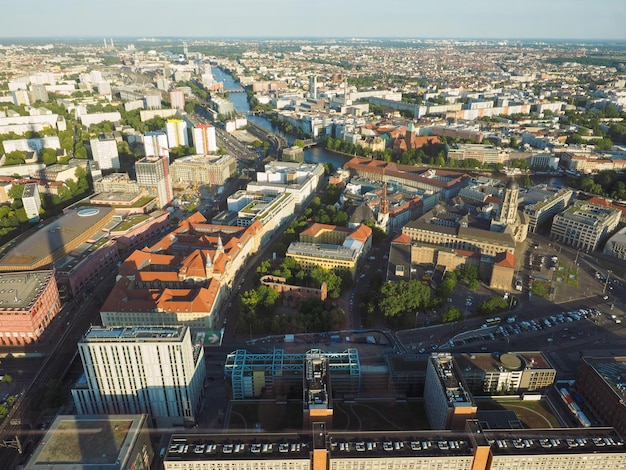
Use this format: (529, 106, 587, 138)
(192, 124, 217, 154)
(166, 118, 189, 148)
(90, 135, 120, 170)
(22, 182, 41, 221)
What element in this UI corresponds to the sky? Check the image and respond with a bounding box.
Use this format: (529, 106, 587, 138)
(3, 0, 626, 40)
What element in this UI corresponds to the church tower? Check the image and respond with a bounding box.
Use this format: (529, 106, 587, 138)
(498, 179, 519, 225)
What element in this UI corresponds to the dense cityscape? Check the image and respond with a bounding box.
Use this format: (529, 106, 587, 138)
(0, 34, 625, 470)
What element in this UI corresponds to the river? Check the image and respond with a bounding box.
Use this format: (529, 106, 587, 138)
(211, 67, 566, 186)
(211, 67, 352, 169)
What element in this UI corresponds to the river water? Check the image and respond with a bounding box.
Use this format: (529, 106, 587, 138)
(212, 67, 352, 169)
(211, 67, 565, 186)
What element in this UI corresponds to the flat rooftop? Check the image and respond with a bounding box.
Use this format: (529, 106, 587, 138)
(26, 415, 147, 469)
(165, 433, 312, 461)
(583, 356, 626, 402)
(484, 427, 626, 456)
(0, 270, 53, 310)
(83, 326, 185, 342)
(287, 242, 356, 260)
(455, 352, 552, 373)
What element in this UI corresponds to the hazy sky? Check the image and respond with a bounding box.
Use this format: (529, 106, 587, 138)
(4, 0, 626, 40)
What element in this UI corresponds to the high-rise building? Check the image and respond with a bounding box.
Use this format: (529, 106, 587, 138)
(29, 84, 48, 103)
(143, 131, 169, 158)
(136, 153, 173, 208)
(170, 89, 186, 110)
(90, 135, 120, 170)
(309, 75, 318, 99)
(22, 183, 41, 221)
(192, 124, 217, 154)
(166, 119, 188, 148)
(12, 89, 30, 106)
(144, 92, 162, 110)
(72, 326, 206, 428)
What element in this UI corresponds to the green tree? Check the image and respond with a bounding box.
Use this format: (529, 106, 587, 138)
(40, 147, 58, 165)
(442, 307, 462, 323)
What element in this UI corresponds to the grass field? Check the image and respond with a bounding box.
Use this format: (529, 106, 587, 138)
(478, 399, 560, 428)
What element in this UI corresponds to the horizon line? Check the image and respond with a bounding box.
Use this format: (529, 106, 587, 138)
(1, 36, 626, 43)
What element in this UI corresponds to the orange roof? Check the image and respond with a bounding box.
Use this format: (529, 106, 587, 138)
(587, 196, 626, 217)
(392, 233, 411, 244)
(494, 252, 515, 269)
(349, 224, 372, 243)
(300, 223, 352, 238)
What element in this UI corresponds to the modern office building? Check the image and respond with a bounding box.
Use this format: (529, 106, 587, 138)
(246, 161, 325, 206)
(90, 135, 120, 170)
(455, 352, 556, 395)
(447, 144, 504, 165)
(24, 414, 153, 470)
(143, 131, 169, 158)
(229, 191, 295, 230)
(0, 270, 60, 346)
(162, 422, 626, 470)
(225, 348, 362, 400)
(424, 353, 477, 430)
(192, 124, 217, 154)
(575, 356, 626, 439)
(550, 201, 621, 252)
(170, 89, 186, 110)
(170, 153, 236, 188)
(604, 226, 626, 260)
(135, 154, 173, 208)
(72, 326, 206, 428)
(523, 188, 574, 233)
(21, 182, 41, 221)
(166, 118, 189, 148)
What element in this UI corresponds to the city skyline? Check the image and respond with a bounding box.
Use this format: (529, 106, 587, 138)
(3, 0, 626, 41)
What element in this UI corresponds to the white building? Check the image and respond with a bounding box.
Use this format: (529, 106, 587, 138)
(166, 119, 188, 148)
(2, 136, 61, 155)
(143, 131, 169, 158)
(22, 183, 41, 221)
(90, 136, 120, 170)
(246, 161, 325, 206)
(72, 326, 206, 428)
(192, 125, 217, 154)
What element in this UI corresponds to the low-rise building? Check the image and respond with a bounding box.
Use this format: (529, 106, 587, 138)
(24, 414, 153, 470)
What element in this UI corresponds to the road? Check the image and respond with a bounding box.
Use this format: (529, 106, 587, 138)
(0, 275, 113, 468)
